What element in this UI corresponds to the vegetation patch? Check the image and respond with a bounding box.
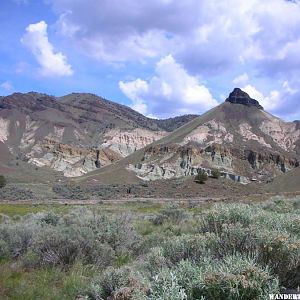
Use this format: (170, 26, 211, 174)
(0, 197, 299, 299)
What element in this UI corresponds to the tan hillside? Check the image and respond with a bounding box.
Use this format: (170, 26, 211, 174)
(0, 92, 197, 180)
(265, 167, 300, 193)
(79, 88, 300, 185)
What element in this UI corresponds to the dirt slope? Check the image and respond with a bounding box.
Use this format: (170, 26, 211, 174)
(265, 167, 300, 193)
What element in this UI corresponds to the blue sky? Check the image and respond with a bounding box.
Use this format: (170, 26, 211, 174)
(1, 0, 300, 120)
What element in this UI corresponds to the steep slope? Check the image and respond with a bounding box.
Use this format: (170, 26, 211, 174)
(80, 88, 300, 184)
(0, 92, 197, 178)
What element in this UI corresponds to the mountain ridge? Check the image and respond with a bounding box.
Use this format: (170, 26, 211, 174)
(1, 88, 300, 186)
(0, 92, 198, 177)
(78, 89, 300, 184)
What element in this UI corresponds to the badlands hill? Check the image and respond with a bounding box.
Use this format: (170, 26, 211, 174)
(0, 92, 197, 178)
(80, 88, 300, 185)
(265, 166, 300, 193)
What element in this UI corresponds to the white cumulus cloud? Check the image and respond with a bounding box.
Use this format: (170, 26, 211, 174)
(242, 83, 298, 117)
(21, 21, 73, 77)
(45, 0, 300, 118)
(0, 81, 13, 92)
(233, 73, 249, 86)
(49, 0, 300, 75)
(119, 55, 218, 118)
(119, 79, 148, 115)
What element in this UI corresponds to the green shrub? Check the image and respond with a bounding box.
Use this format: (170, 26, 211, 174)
(261, 197, 296, 214)
(0, 210, 139, 269)
(31, 212, 139, 267)
(199, 204, 257, 234)
(152, 205, 188, 225)
(21, 249, 40, 268)
(210, 223, 259, 259)
(161, 235, 208, 264)
(151, 213, 166, 226)
(52, 184, 88, 200)
(148, 270, 188, 300)
(256, 230, 300, 288)
(194, 171, 208, 184)
(1, 199, 299, 299)
(89, 266, 149, 299)
(0, 222, 36, 258)
(139, 232, 166, 255)
(0, 185, 34, 200)
(211, 169, 221, 179)
(0, 239, 9, 258)
(40, 211, 59, 226)
(172, 260, 202, 299)
(0, 175, 6, 188)
(141, 247, 168, 276)
(198, 255, 279, 300)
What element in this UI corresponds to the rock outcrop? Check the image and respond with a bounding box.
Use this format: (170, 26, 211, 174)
(128, 141, 299, 182)
(226, 88, 264, 110)
(27, 139, 121, 177)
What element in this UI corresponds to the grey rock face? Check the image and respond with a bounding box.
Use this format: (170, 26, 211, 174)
(226, 88, 264, 110)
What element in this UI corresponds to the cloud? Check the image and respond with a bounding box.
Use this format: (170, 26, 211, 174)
(119, 55, 218, 118)
(49, 0, 300, 73)
(119, 79, 148, 115)
(233, 73, 249, 86)
(46, 0, 300, 119)
(0, 81, 13, 92)
(21, 21, 73, 77)
(242, 82, 300, 119)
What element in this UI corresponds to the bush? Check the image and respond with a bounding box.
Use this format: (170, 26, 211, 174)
(0, 209, 139, 269)
(52, 184, 88, 200)
(40, 212, 59, 226)
(197, 203, 300, 288)
(211, 169, 221, 179)
(206, 223, 258, 259)
(0, 175, 6, 188)
(148, 270, 188, 300)
(151, 205, 188, 225)
(161, 235, 208, 264)
(172, 260, 201, 299)
(141, 247, 168, 276)
(147, 255, 279, 300)
(194, 171, 208, 184)
(88, 266, 149, 300)
(0, 185, 35, 200)
(199, 203, 257, 234)
(198, 255, 279, 300)
(0, 220, 37, 258)
(1, 198, 299, 299)
(256, 230, 300, 288)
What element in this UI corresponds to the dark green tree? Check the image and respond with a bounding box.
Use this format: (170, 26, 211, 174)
(194, 170, 208, 184)
(211, 169, 221, 179)
(0, 175, 6, 188)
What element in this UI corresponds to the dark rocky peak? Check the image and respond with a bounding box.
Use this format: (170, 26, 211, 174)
(225, 88, 264, 110)
(0, 92, 61, 112)
(294, 120, 300, 130)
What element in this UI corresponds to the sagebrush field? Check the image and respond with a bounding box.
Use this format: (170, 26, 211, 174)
(0, 197, 299, 299)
